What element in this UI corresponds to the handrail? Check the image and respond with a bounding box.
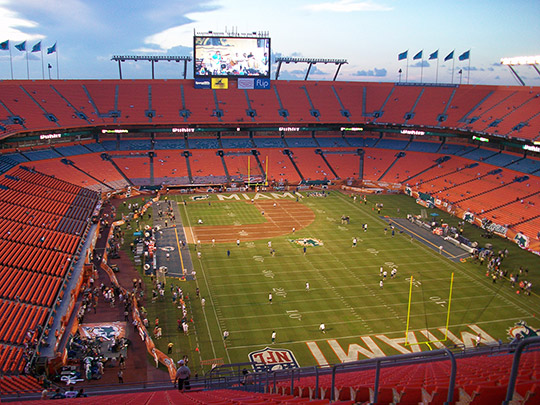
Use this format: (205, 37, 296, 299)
(503, 336, 540, 404)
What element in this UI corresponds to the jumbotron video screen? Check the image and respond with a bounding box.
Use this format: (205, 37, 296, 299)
(194, 36, 270, 78)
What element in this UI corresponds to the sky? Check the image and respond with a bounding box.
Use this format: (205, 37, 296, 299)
(0, 0, 539, 85)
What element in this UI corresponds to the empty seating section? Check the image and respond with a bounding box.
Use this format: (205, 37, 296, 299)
(0, 374, 42, 395)
(20, 83, 85, 129)
(363, 83, 394, 120)
(83, 81, 117, 124)
(0, 83, 59, 131)
(381, 151, 438, 183)
(273, 350, 540, 404)
(362, 148, 401, 181)
(316, 136, 350, 148)
(406, 86, 454, 126)
(54, 143, 92, 156)
(286, 136, 318, 148)
(1, 80, 539, 140)
(153, 151, 189, 185)
(514, 113, 540, 141)
(439, 142, 475, 155)
(190, 138, 221, 149)
(190, 150, 227, 183)
(323, 150, 361, 179)
(443, 85, 494, 128)
(407, 141, 441, 153)
(214, 85, 250, 121)
(258, 149, 301, 183)
(20, 147, 61, 161)
(377, 86, 422, 125)
(304, 82, 347, 122)
(150, 82, 183, 124)
(506, 156, 540, 174)
(50, 81, 99, 124)
(273, 82, 318, 123)
(110, 155, 151, 185)
(116, 82, 150, 125)
(0, 345, 27, 374)
(466, 89, 531, 135)
(223, 153, 251, 182)
(0, 168, 98, 375)
(289, 149, 332, 181)
(68, 153, 129, 189)
(333, 82, 366, 121)
(22, 158, 102, 191)
(493, 94, 540, 136)
(154, 138, 187, 150)
(345, 136, 378, 148)
(483, 151, 522, 167)
(182, 86, 220, 123)
(244, 88, 284, 123)
(252, 137, 285, 148)
(0, 300, 49, 345)
(117, 139, 153, 150)
(375, 138, 409, 150)
(221, 137, 254, 149)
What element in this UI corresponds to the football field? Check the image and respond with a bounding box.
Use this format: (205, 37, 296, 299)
(143, 190, 540, 373)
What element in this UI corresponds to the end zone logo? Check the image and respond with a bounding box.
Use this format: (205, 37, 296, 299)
(507, 321, 540, 341)
(291, 238, 323, 247)
(248, 347, 300, 372)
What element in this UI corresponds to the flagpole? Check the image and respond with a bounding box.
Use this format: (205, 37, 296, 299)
(41, 47, 44, 79)
(420, 54, 424, 84)
(467, 56, 471, 85)
(56, 45, 59, 79)
(435, 56, 439, 84)
(451, 58, 455, 84)
(406, 54, 409, 83)
(9, 45, 13, 80)
(26, 49, 29, 79)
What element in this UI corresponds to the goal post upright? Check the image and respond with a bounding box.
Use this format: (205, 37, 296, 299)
(404, 272, 455, 347)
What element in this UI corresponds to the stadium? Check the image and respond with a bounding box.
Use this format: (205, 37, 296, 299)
(0, 28, 540, 404)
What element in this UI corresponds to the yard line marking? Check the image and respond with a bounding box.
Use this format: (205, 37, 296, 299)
(179, 195, 229, 363)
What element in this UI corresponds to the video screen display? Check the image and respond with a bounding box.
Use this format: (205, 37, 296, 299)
(194, 36, 270, 78)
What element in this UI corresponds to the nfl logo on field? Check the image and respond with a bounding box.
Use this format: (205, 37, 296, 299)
(248, 347, 300, 372)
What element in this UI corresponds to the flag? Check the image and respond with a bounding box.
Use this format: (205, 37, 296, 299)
(413, 50, 423, 60)
(429, 50, 438, 60)
(47, 43, 56, 54)
(15, 41, 26, 51)
(398, 50, 408, 61)
(31, 41, 41, 52)
(0, 40, 8, 50)
(459, 50, 470, 61)
(444, 50, 454, 62)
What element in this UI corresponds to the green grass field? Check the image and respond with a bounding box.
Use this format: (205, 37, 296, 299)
(118, 191, 540, 375)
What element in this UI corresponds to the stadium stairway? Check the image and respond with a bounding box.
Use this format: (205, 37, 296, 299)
(283, 150, 305, 183)
(102, 154, 134, 187)
(377, 151, 406, 181)
(218, 151, 232, 183)
(317, 150, 340, 180)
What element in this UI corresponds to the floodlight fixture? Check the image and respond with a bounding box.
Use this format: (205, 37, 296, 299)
(500, 55, 540, 65)
(499, 54, 540, 86)
(111, 55, 192, 80)
(274, 57, 348, 80)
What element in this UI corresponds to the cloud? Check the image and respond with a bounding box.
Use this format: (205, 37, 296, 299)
(462, 66, 484, 72)
(353, 67, 387, 77)
(0, 1, 42, 41)
(411, 61, 430, 68)
(303, 0, 392, 12)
